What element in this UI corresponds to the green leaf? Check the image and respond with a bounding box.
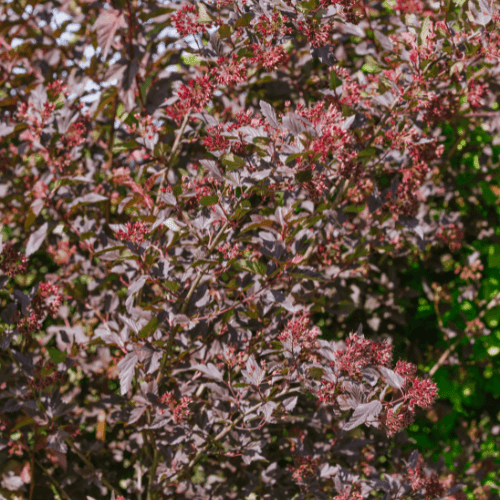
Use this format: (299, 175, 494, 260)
(221, 153, 245, 171)
(361, 55, 383, 74)
(295, 170, 313, 183)
(343, 204, 365, 214)
(480, 181, 497, 205)
(218, 24, 233, 38)
(49, 348, 66, 364)
(138, 317, 159, 339)
(357, 147, 376, 158)
(488, 244, 500, 268)
(112, 139, 138, 154)
(199, 195, 219, 206)
(198, 2, 213, 22)
(297, 0, 318, 12)
(231, 208, 251, 220)
(241, 219, 274, 233)
(236, 13, 253, 26)
(93, 86, 117, 119)
(418, 16, 431, 46)
(181, 52, 202, 66)
(308, 367, 324, 379)
(330, 69, 342, 89)
(234, 259, 266, 275)
(222, 308, 235, 323)
(24, 210, 37, 231)
(164, 281, 181, 292)
(285, 152, 306, 164)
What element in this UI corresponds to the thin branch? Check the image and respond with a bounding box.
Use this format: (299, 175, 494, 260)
(34, 458, 73, 500)
(105, 93, 119, 172)
(428, 338, 461, 377)
(63, 437, 121, 497)
(155, 109, 192, 213)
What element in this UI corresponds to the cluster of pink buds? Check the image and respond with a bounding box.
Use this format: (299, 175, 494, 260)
(158, 392, 193, 424)
(30, 359, 64, 391)
(278, 312, 321, 351)
(115, 221, 149, 246)
(436, 223, 464, 252)
(465, 317, 486, 337)
(16, 282, 63, 335)
(46, 79, 69, 98)
(455, 260, 483, 281)
(171, 5, 210, 37)
(47, 240, 77, 265)
(0, 243, 28, 278)
(289, 455, 321, 482)
(332, 332, 393, 378)
(217, 241, 241, 260)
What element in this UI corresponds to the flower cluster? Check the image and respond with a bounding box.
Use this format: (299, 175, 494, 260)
(171, 5, 209, 37)
(46, 79, 69, 98)
(16, 282, 63, 335)
(211, 55, 248, 87)
(115, 221, 149, 246)
(455, 259, 483, 281)
(158, 392, 193, 424)
(465, 317, 485, 337)
(289, 455, 321, 482)
(166, 75, 214, 122)
(218, 345, 246, 368)
(431, 282, 452, 302)
(217, 241, 242, 260)
(382, 374, 439, 436)
(47, 240, 77, 265)
(278, 313, 321, 351)
(29, 359, 64, 391)
(333, 332, 393, 378)
(0, 243, 28, 278)
(436, 223, 464, 252)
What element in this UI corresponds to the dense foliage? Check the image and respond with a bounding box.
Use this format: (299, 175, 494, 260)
(0, 0, 499, 498)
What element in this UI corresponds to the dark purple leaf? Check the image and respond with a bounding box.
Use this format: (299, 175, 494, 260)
(193, 363, 223, 382)
(378, 366, 405, 389)
(260, 100, 280, 129)
(117, 352, 138, 396)
(93, 8, 127, 61)
(342, 400, 383, 431)
(26, 222, 48, 256)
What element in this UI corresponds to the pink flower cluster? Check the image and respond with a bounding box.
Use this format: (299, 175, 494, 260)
(436, 223, 464, 252)
(278, 312, 321, 351)
(115, 221, 149, 246)
(48, 240, 77, 265)
(16, 282, 63, 335)
(455, 260, 483, 281)
(0, 243, 28, 278)
(171, 5, 210, 37)
(158, 392, 193, 424)
(333, 332, 393, 378)
(289, 454, 321, 482)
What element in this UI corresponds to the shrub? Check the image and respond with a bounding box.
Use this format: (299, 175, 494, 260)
(0, 0, 499, 498)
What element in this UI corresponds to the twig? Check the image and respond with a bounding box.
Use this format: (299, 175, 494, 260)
(155, 109, 192, 213)
(428, 338, 461, 377)
(34, 458, 73, 500)
(105, 93, 118, 172)
(63, 437, 121, 497)
(428, 298, 461, 377)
